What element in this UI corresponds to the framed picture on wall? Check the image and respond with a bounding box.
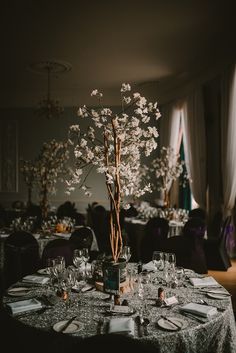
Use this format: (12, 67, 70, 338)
(0, 120, 18, 192)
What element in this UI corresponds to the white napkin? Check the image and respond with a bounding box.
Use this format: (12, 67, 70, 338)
(108, 317, 135, 336)
(54, 233, 71, 239)
(22, 275, 50, 285)
(130, 219, 147, 225)
(109, 305, 132, 314)
(180, 302, 217, 318)
(142, 261, 156, 272)
(7, 298, 43, 315)
(189, 276, 219, 288)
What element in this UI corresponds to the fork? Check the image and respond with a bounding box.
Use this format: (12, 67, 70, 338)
(199, 299, 225, 312)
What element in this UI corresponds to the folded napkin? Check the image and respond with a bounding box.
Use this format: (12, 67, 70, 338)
(142, 261, 156, 272)
(7, 298, 43, 315)
(109, 305, 132, 314)
(108, 318, 135, 336)
(189, 276, 219, 288)
(130, 219, 147, 225)
(180, 302, 217, 318)
(22, 275, 50, 285)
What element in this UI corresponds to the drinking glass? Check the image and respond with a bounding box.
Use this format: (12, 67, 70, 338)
(121, 246, 131, 263)
(152, 251, 164, 271)
(73, 249, 84, 269)
(82, 248, 90, 279)
(176, 266, 184, 287)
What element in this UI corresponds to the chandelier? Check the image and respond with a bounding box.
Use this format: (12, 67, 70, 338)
(28, 60, 72, 119)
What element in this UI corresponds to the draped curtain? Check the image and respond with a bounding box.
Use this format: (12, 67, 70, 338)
(221, 63, 236, 217)
(221, 63, 236, 257)
(181, 88, 207, 209)
(159, 102, 181, 193)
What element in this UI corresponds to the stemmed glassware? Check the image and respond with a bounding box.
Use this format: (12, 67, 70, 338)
(73, 249, 84, 268)
(121, 246, 131, 263)
(59, 266, 77, 309)
(152, 251, 164, 283)
(82, 248, 90, 279)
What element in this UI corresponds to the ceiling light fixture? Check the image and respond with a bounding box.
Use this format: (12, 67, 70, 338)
(28, 60, 72, 119)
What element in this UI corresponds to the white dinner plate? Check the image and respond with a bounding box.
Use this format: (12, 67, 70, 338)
(37, 268, 49, 275)
(157, 316, 188, 331)
(206, 292, 229, 300)
(7, 287, 32, 297)
(53, 320, 82, 334)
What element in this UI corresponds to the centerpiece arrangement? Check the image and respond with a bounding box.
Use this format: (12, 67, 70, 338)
(20, 159, 37, 207)
(150, 146, 190, 207)
(67, 83, 161, 263)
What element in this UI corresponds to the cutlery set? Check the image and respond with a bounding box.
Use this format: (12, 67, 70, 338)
(135, 315, 150, 336)
(59, 316, 78, 333)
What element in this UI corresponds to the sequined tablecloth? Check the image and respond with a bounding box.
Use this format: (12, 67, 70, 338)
(3, 269, 236, 353)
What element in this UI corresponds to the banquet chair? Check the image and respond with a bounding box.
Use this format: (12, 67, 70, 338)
(163, 217, 208, 274)
(69, 226, 99, 260)
(4, 231, 40, 287)
(41, 238, 73, 268)
(140, 217, 169, 263)
(204, 215, 232, 271)
(188, 207, 206, 221)
(89, 204, 111, 255)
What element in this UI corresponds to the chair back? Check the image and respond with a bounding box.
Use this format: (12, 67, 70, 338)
(140, 217, 169, 262)
(204, 215, 232, 271)
(89, 205, 111, 254)
(69, 227, 93, 250)
(188, 208, 206, 221)
(183, 217, 206, 240)
(4, 231, 40, 287)
(220, 216, 232, 247)
(163, 235, 208, 274)
(41, 238, 73, 267)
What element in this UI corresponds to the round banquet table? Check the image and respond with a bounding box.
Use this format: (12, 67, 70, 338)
(2, 265, 236, 353)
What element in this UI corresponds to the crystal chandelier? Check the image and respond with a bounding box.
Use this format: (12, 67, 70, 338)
(29, 60, 72, 119)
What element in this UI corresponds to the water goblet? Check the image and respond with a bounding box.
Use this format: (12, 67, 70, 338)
(73, 249, 84, 269)
(121, 246, 131, 263)
(152, 251, 164, 283)
(82, 248, 90, 279)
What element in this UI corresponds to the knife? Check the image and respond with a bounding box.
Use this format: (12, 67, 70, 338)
(160, 315, 182, 330)
(59, 316, 77, 333)
(180, 312, 207, 323)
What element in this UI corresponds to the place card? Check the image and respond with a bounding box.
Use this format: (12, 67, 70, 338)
(164, 296, 179, 306)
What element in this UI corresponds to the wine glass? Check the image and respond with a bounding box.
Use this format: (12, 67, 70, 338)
(82, 248, 90, 279)
(59, 266, 76, 309)
(73, 249, 84, 269)
(121, 246, 131, 263)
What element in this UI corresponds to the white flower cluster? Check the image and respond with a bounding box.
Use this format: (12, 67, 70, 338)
(151, 146, 190, 192)
(135, 201, 159, 220)
(34, 139, 70, 198)
(20, 159, 37, 188)
(67, 83, 161, 203)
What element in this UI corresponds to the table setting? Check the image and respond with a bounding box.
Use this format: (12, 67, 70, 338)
(2, 259, 236, 353)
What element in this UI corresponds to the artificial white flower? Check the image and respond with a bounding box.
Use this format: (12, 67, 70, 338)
(67, 83, 161, 262)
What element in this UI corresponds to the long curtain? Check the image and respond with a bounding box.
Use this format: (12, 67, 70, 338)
(221, 63, 236, 216)
(160, 102, 182, 152)
(221, 63, 236, 257)
(181, 88, 207, 209)
(159, 102, 182, 193)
